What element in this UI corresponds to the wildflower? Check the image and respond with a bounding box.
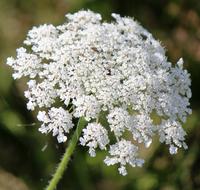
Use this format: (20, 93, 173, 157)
(7, 10, 191, 175)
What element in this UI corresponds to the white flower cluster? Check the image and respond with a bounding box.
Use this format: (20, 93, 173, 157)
(80, 122, 109, 157)
(37, 107, 74, 143)
(6, 10, 192, 175)
(107, 107, 131, 138)
(104, 140, 144, 176)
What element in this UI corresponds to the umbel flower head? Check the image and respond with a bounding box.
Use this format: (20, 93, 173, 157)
(7, 10, 191, 176)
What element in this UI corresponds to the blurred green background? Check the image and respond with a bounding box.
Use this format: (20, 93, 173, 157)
(0, 0, 200, 190)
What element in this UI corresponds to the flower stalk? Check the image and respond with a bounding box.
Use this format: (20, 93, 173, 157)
(46, 117, 87, 190)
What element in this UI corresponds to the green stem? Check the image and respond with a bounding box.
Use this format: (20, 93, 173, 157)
(46, 117, 87, 190)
